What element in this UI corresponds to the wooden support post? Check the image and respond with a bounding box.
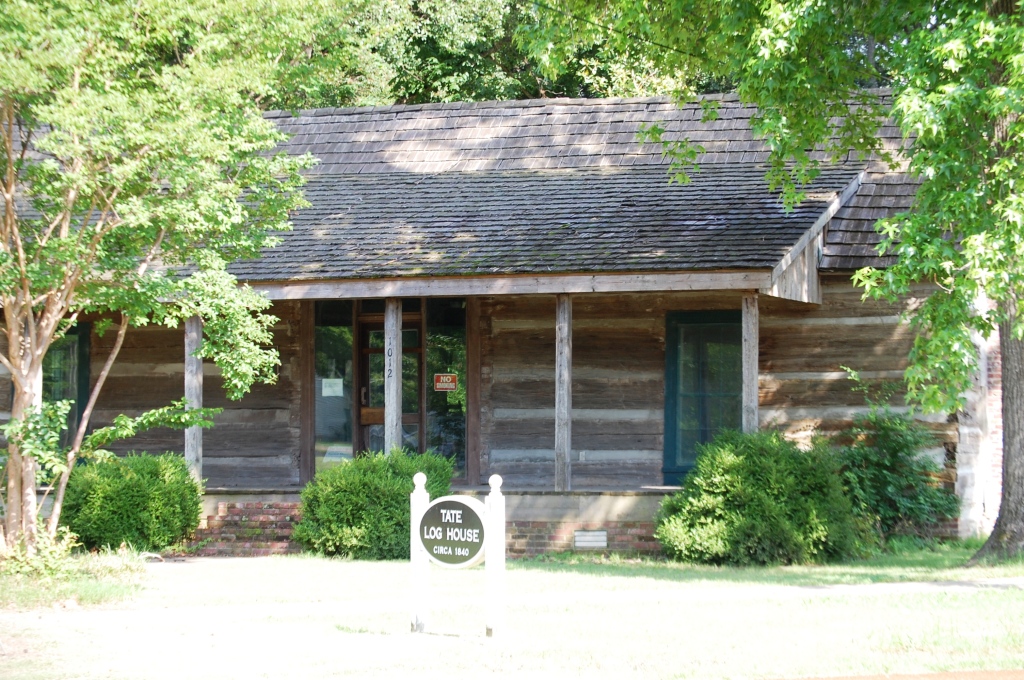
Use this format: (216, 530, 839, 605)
(410, 472, 429, 633)
(384, 297, 403, 453)
(554, 294, 572, 491)
(741, 293, 759, 433)
(184, 315, 203, 482)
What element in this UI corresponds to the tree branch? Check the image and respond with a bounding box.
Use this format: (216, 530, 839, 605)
(46, 312, 130, 537)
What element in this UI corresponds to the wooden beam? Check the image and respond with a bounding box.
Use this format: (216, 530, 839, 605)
(184, 315, 203, 482)
(760, 172, 864, 304)
(554, 293, 572, 491)
(384, 298, 403, 453)
(250, 271, 772, 300)
(741, 293, 759, 433)
(465, 297, 482, 485)
(299, 301, 315, 483)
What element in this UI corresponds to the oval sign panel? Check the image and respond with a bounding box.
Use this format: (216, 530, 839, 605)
(417, 496, 486, 568)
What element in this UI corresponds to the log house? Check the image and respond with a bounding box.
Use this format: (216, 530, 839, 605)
(4, 95, 1003, 553)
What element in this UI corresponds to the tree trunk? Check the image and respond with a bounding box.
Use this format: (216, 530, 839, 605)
(969, 0, 1022, 563)
(5, 362, 42, 552)
(5, 439, 23, 548)
(971, 298, 1024, 561)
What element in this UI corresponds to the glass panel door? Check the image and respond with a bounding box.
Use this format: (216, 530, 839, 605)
(358, 320, 422, 453)
(315, 302, 354, 470)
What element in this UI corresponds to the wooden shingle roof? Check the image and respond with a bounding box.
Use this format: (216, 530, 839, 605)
(237, 94, 913, 291)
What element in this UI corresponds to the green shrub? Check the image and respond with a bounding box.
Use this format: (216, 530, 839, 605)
(293, 449, 453, 559)
(655, 430, 862, 565)
(839, 407, 960, 540)
(0, 524, 80, 578)
(62, 453, 202, 551)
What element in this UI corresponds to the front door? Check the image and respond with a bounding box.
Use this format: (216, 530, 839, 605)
(356, 309, 424, 453)
(313, 298, 469, 476)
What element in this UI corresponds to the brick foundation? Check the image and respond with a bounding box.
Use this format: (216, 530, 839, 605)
(192, 499, 663, 558)
(192, 501, 303, 556)
(507, 520, 660, 558)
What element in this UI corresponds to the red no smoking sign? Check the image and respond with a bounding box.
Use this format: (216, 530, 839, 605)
(433, 373, 458, 391)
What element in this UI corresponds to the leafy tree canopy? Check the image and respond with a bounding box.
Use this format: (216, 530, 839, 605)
(0, 0, 359, 549)
(265, 0, 692, 110)
(527, 0, 1024, 558)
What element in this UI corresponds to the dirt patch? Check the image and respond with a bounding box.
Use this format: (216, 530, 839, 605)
(1, 557, 1023, 679)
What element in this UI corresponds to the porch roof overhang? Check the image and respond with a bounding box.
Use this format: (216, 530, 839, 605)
(232, 165, 866, 304)
(248, 269, 772, 300)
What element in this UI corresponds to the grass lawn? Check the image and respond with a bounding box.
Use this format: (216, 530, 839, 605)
(1, 543, 1023, 679)
(517, 537, 1024, 586)
(0, 549, 143, 609)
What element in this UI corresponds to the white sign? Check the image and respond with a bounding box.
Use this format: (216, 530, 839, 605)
(322, 379, 345, 397)
(410, 473, 505, 636)
(417, 496, 487, 568)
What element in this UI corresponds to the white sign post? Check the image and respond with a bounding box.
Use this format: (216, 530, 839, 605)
(410, 472, 506, 636)
(484, 474, 505, 637)
(410, 473, 430, 633)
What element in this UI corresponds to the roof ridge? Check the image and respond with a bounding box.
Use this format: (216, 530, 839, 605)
(263, 93, 753, 120)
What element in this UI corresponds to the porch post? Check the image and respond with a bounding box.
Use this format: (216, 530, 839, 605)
(384, 297, 403, 453)
(184, 315, 203, 482)
(554, 294, 572, 491)
(741, 293, 759, 433)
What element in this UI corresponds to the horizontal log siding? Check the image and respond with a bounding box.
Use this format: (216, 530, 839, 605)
(91, 301, 303, 488)
(480, 292, 742, 489)
(480, 281, 958, 490)
(759, 277, 956, 445)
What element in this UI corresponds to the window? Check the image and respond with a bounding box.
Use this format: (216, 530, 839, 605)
(664, 311, 742, 484)
(314, 301, 354, 470)
(42, 324, 90, 447)
(425, 298, 466, 478)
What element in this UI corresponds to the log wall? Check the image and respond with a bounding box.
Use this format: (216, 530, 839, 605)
(478, 278, 960, 490)
(0, 279, 980, 504)
(479, 291, 741, 489)
(91, 301, 303, 489)
(759, 276, 956, 447)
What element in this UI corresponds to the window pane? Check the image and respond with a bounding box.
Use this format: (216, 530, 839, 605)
(368, 329, 419, 350)
(402, 352, 419, 414)
(704, 326, 741, 395)
(43, 334, 79, 449)
(315, 303, 354, 470)
(44, 336, 77, 402)
(368, 353, 385, 408)
(677, 328, 700, 394)
(426, 298, 467, 477)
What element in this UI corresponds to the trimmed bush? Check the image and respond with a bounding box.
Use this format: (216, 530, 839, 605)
(839, 407, 960, 540)
(293, 449, 453, 559)
(63, 453, 202, 551)
(656, 430, 862, 565)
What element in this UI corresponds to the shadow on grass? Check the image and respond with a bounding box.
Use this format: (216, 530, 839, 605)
(510, 538, 1024, 587)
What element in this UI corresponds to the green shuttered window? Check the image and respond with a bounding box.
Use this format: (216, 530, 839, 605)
(664, 311, 742, 484)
